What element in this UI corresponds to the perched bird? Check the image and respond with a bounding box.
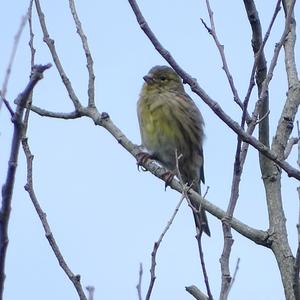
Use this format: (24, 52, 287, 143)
(137, 65, 210, 236)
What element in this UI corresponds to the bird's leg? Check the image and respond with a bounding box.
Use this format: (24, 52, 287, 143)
(136, 151, 153, 171)
(161, 170, 175, 190)
(136, 152, 175, 190)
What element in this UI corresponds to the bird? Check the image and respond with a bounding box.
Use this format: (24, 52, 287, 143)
(137, 65, 210, 237)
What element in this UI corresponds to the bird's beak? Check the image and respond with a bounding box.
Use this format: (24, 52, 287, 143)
(143, 75, 154, 84)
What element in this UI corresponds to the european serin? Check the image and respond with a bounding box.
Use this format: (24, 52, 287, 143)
(137, 65, 210, 236)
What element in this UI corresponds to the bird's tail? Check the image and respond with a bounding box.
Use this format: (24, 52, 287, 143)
(191, 182, 210, 237)
(193, 209, 210, 237)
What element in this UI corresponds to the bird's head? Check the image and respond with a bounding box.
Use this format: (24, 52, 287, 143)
(142, 65, 184, 92)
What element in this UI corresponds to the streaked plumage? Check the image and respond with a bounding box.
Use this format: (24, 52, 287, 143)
(137, 65, 210, 236)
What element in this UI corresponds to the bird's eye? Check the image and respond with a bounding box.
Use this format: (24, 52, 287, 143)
(159, 76, 167, 81)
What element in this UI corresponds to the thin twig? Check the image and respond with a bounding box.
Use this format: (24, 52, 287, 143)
(282, 0, 299, 88)
(68, 0, 95, 107)
(0, 12, 29, 111)
(197, 236, 213, 300)
(257, 0, 295, 119)
(127, 0, 300, 180)
(136, 263, 143, 300)
(240, 0, 281, 166)
(22, 138, 87, 300)
(2, 99, 14, 117)
(271, 0, 299, 159)
(284, 137, 299, 159)
(0, 64, 50, 300)
(145, 193, 185, 300)
(23, 0, 36, 134)
(254, 110, 270, 125)
(21, 65, 87, 300)
(28, 0, 36, 68)
(173, 150, 213, 299)
(218, 3, 281, 298)
(201, 1, 249, 121)
(228, 258, 240, 293)
(203, 186, 210, 199)
(34, 0, 82, 110)
(145, 151, 196, 300)
(219, 221, 234, 300)
(242, 0, 281, 123)
(86, 286, 95, 300)
(30, 105, 81, 119)
(219, 95, 243, 300)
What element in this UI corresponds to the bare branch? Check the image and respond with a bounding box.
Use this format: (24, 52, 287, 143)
(127, 0, 300, 181)
(240, 0, 281, 167)
(219, 221, 234, 300)
(68, 0, 95, 107)
(1, 98, 14, 117)
(243, 0, 280, 111)
(23, 1, 36, 134)
(0, 64, 50, 299)
(86, 286, 95, 300)
(272, 0, 299, 159)
(30, 105, 81, 119)
(28, 0, 36, 67)
(22, 138, 87, 300)
(201, 1, 249, 121)
(217, 1, 279, 292)
(227, 258, 240, 293)
(284, 137, 299, 159)
(136, 263, 143, 300)
(34, 0, 82, 110)
(145, 193, 185, 300)
(293, 121, 300, 299)
(197, 236, 213, 300)
(186, 285, 209, 300)
(257, 1, 298, 298)
(173, 151, 213, 299)
(282, 0, 299, 87)
(0, 11, 28, 111)
(256, 0, 291, 109)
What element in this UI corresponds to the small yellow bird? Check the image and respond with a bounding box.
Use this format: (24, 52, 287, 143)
(137, 65, 210, 236)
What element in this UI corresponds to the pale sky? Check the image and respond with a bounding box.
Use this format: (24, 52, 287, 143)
(1, 1, 300, 300)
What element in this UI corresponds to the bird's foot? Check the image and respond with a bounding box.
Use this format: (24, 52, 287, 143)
(162, 171, 175, 190)
(136, 152, 152, 171)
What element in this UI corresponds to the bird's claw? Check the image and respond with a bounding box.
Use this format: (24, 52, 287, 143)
(162, 171, 175, 190)
(136, 152, 152, 171)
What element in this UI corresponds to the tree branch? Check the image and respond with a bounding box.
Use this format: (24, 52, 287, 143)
(201, 1, 248, 121)
(0, 64, 51, 299)
(218, 1, 280, 296)
(34, 0, 82, 110)
(22, 137, 87, 300)
(293, 121, 300, 299)
(68, 0, 95, 107)
(240, 0, 281, 166)
(284, 137, 299, 159)
(186, 285, 209, 300)
(86, 286, 95, 300)
(136, 263, 143, 300)
(0, 12, 28, 111)
(30, 105, 81, 119)
(145, 192, 185, 300)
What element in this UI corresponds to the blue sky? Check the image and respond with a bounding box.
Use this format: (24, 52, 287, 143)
(1, 1, 300, 299)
